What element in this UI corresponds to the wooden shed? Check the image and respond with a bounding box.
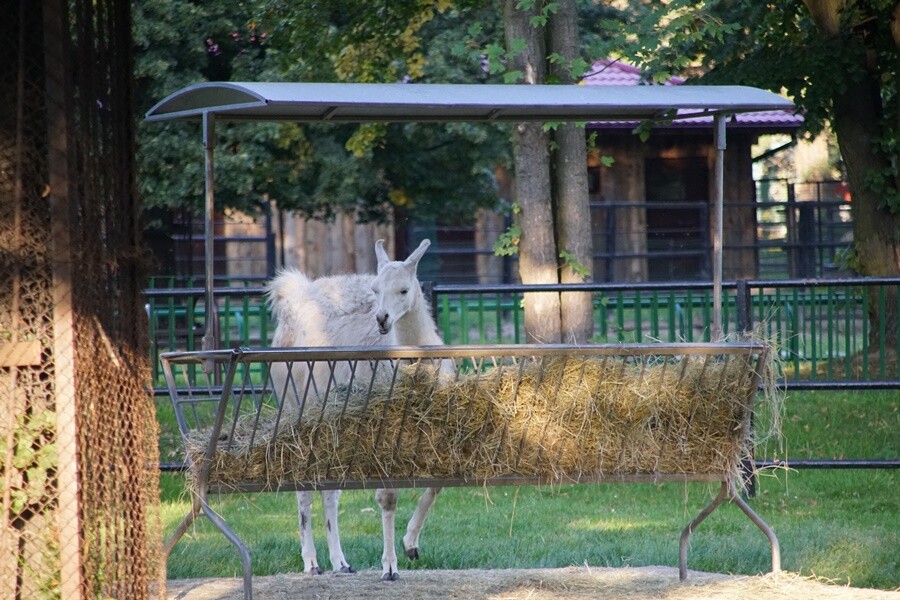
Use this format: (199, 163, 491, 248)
(583, 60, 803, 282)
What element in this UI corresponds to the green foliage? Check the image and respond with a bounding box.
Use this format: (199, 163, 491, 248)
(558, 249, 590, 279)
(135, 0, 509, 228)
(493, 201, 521, 256)
(586, 0, 741, 87)
(0, 410, 57, 515)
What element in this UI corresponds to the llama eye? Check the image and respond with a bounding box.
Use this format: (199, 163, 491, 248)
(400, 289, 408, 295)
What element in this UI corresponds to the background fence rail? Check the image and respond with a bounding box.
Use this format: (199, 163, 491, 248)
(148, 278, 898, 473)
(146, 278, 900, 387)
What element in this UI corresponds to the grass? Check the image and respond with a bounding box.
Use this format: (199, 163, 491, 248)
(159, 389, 898, 589)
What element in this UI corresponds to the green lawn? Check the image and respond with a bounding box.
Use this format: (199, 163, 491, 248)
(160, 389, 898, 589)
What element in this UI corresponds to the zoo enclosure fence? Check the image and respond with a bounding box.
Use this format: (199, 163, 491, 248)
(155, 182, 852, 285)
(148, 277, 900, 473)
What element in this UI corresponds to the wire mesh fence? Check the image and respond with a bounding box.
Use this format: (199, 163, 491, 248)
(2, 2, 161, 598)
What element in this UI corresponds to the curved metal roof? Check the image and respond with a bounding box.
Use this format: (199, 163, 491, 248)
(145, 81, 795, 123)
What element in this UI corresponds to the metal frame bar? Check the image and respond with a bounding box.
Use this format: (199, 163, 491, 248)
(678, 481, 781, 581)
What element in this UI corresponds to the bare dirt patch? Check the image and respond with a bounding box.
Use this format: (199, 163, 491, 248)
(166, 566, 899, 600)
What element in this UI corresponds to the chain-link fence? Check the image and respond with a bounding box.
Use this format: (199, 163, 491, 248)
(1, 1, 162, 598)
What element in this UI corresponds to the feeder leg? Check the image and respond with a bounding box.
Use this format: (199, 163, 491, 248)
(679, 482, 729, 581)
(200, 496, 254, 600)
(730, 491, 782, 574)
(163, 492, 201, 557)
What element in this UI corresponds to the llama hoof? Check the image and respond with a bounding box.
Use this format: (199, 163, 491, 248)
(404, 546, 419, 560)
(307, 567, 323, 575)
(381, 571, 400, 582)
(339, 565, 356, 574)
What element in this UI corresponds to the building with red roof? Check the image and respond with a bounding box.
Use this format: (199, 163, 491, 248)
(579, 59, 803, 281)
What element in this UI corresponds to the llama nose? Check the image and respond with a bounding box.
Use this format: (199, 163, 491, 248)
(376, 313, 389, 333)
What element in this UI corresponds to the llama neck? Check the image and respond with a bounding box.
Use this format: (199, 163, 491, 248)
(394, 292, 442, 346)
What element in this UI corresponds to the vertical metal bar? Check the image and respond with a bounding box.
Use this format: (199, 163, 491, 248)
(861, 286, 870, 379)
(685, 290, 694, 342)
(616, 291, 625, 342)
(223, 295, 232, 347)
(736, 280, 752, 333)
(809, 287, 817, 378)
(495, 293, 503, 343)
(878, 285, 887, 378)
(460, 296, 470, 344)
(202, 112, 217, 371)
(634, 290, 643, 342)
(712, 115, 726, 341)
(826, 285, 835, 379)
(478, 295, 486, 344)
(440, 294, 450, 343)
(789, 288, 799, 378)
(667, 291, 676, 342)
(513, 292, 522, 343)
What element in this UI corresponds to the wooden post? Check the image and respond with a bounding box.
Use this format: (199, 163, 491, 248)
(43, 0, 83, 596)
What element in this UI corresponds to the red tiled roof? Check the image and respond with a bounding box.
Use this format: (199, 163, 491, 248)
(582, 59, 802, 131)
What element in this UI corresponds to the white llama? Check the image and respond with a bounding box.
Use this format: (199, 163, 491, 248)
(265, 238, 445, 581)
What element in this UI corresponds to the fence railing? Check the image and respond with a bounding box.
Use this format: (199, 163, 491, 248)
(148, 277, 899, 473)
(146, 278, 900, 389)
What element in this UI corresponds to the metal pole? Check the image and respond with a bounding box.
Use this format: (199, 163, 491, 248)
(202, 112, 217, 366)
(712, 115, 726, 341)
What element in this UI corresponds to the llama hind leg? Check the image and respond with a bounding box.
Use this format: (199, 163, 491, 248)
(321, 490, 355, 573)
(297, 491, 322, 574)
(402, 486, 441, 560)
(375, 488, 400, 581)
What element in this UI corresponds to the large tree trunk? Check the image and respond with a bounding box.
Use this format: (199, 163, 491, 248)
(549, 0, 594, 344)
(504, 0, 561, 343)
(803, 1, 900, 349)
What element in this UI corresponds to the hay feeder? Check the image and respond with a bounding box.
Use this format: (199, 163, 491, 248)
(161, 342, 780, 599)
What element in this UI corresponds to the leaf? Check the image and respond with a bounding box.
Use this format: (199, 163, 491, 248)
(503, 70, 524, 84)
(559, 250, 590, 279)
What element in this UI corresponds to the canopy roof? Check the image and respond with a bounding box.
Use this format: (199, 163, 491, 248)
(145, 81, 794, 124)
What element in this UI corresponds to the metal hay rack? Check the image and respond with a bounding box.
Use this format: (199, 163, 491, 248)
(161, 342, 781, 598)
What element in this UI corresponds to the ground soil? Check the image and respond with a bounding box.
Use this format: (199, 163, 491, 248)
(166, 566, 900, 600)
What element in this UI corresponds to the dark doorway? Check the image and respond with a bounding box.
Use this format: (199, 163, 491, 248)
(644, 157, 709, 280)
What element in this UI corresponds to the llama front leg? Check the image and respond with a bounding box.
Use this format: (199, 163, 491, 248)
(375, 488, 400, 581)
(402, 486, 441, 560)
(296, 491, 322, 574)
(321, 490, 355, 573)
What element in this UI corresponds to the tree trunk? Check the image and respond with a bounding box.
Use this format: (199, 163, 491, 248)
(549, 0, 594, 343)
(504, 0, 561, 343)
(803, 1, 900, 349)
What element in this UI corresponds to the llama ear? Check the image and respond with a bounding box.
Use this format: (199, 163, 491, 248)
(404, 239, 431, 270)
(374, 239, 390, 270)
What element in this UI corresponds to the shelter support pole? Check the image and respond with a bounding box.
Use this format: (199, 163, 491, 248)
(712, 115, 726, 341)
(202, 112, 218, 370)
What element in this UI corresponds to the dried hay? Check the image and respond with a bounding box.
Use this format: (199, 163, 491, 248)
(165, 566, 899, 600)
(186, 350, 777, 492)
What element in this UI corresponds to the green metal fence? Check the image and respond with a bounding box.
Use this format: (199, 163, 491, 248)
(146, 278, 900, 389)
(146, 287, 272, 386)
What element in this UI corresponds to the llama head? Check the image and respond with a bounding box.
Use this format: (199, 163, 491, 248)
(371, 239, 430, 336)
